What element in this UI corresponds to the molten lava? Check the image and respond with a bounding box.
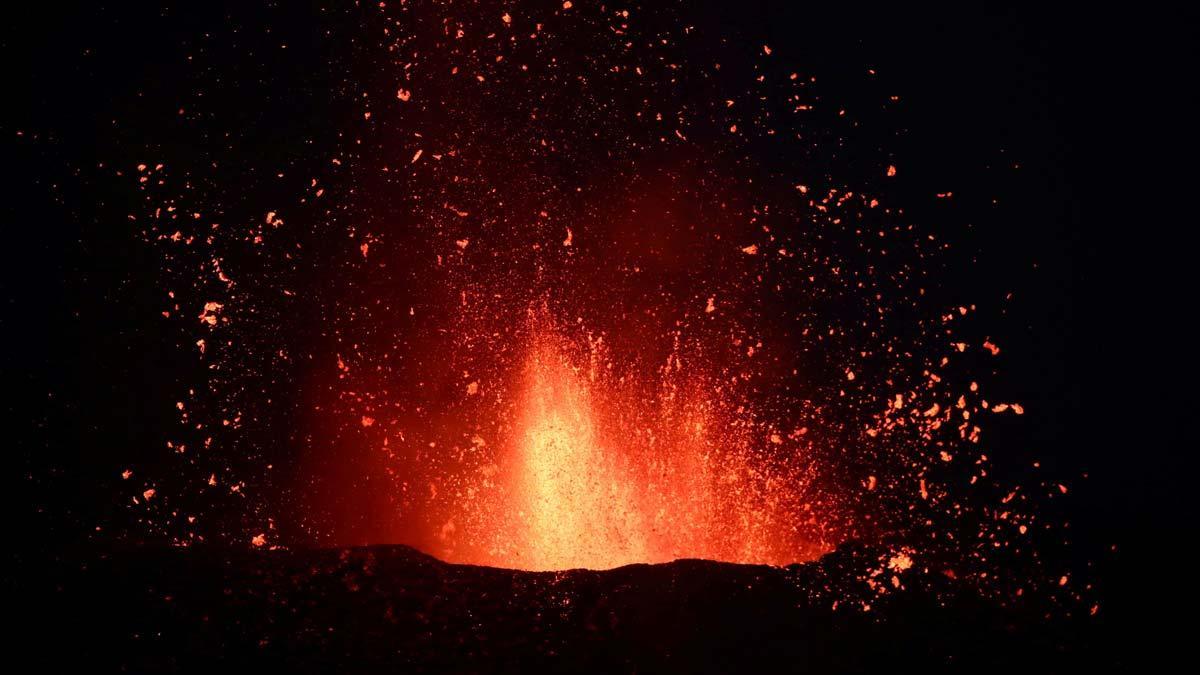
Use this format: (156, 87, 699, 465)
(446, 326, 827, 571)
(511, 341, 649, 569)
(96, 0, 1074, 619)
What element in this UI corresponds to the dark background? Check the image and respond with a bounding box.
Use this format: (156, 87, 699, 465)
(2, 1, 1194, 667)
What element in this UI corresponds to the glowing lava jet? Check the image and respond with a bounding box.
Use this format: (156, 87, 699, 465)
(510, 340, 650, 570)
(452, 326, 824, 571)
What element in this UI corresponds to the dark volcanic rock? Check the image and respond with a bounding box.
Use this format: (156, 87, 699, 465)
(15, 543, 1093, 672)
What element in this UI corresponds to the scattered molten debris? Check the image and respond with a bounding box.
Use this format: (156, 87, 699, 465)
(74, 0, 1088, 623)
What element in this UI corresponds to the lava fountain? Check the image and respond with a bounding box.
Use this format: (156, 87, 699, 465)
(444, 320, 829, 571)
(509, 337, 650, 570)
(82, 1, 1085, 641)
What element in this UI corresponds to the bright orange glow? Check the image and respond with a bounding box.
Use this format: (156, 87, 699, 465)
(446, 325, 829, 571)
(511, 341, 649, 569)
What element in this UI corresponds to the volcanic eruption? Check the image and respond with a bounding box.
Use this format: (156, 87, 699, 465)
(98, 0, 1062, 583)
(8, 0, 1128, 670)
(440, 317, 825, 570)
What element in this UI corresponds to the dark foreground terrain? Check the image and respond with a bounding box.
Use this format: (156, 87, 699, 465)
(9, 542, 1114, 673)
